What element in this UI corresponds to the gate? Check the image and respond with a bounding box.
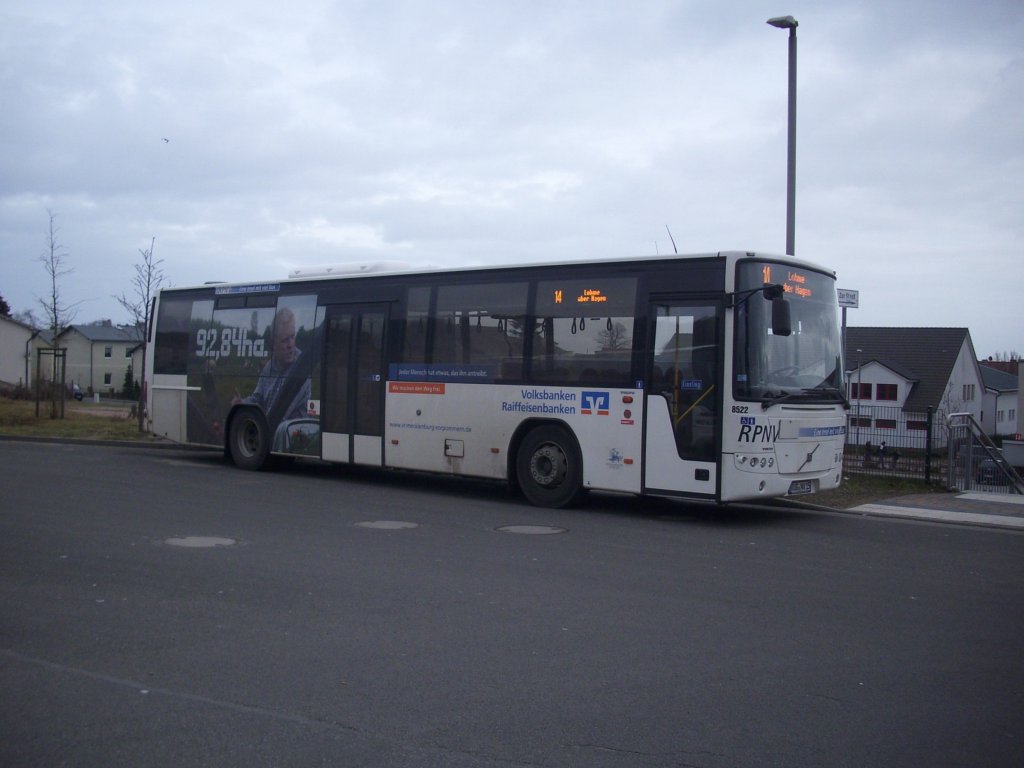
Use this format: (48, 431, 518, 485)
(946, 413, 1024, 495)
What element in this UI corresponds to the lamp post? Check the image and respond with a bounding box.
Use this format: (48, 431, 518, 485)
(767, 15, 798, 256)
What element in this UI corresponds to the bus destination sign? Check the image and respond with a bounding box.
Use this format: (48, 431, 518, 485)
(762, 266, 812, 299)
(553, 288, 610, 305)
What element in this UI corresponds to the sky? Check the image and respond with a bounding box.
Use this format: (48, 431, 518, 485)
(1, 0, 1021, 358)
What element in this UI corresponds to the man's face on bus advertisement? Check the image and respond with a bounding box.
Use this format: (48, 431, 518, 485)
(273, 319, 297, 366)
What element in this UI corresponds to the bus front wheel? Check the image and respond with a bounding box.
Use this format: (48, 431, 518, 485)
(516, 425, 584, 508)
(228, 409, 270, 471)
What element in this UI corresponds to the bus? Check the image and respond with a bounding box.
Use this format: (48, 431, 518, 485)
(146, 251, 848, 507)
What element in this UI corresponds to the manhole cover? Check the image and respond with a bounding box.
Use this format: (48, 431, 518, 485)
(496, 525, 567, 535)
(354, 521, 419, 530)
(165, 536, 237, 548)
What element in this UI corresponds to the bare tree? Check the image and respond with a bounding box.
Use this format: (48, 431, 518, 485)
(116, 236, 165, 430)
(598, 321, 630, 351)
(36, 210, 80, 417)
(38, 210, 78, 338)
(12, 308, 41, 328)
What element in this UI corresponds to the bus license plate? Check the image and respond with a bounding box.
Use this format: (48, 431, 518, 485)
(788, 480, 814, 496)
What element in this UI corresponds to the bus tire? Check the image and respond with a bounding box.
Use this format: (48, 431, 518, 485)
(516, 424, 584, 508)
(228, 408, 270, 471)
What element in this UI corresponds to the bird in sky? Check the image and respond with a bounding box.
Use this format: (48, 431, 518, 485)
(161, 137, 170, 143)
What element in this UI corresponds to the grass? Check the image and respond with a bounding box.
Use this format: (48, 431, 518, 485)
(809, 472, 951, 510)
(0, 396, 157, 442)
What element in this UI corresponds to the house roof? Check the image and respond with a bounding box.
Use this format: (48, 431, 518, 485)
(0, 314, 53, 344)
(0, 314, 37, 334)
(979, 359, 1019, 377)
(855, 356, 920, 383)
(980, 364, 1018, 393)
(846, 327, 973, 413)
(59, 322, 143, 344)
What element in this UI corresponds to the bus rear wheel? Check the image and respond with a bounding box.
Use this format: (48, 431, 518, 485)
(228, 408, 270, 470)
(516, 425, 584, 508)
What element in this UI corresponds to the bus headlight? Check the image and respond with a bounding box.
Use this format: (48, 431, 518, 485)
(736, 454, 775, 471)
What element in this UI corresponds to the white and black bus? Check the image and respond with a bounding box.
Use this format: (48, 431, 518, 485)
(146, 251, 848, 507)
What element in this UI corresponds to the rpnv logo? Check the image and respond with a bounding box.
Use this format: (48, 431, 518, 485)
(581, 391, 610, 416)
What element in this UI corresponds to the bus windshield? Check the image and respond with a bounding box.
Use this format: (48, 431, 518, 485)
(733, 261, 846, 406)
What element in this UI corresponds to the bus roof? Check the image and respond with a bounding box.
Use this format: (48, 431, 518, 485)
(164, 250, 834, 295)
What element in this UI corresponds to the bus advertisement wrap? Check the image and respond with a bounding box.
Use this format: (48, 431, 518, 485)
(183, 294, 323, 457)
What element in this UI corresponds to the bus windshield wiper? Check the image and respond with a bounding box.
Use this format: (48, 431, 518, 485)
(762, 385, 849, 410)
(802, 385, 850, 409)
(761, 390, 797, 409)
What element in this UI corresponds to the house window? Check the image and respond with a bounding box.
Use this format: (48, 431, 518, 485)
(876, 383, 897, 401)
(907, 421, 928, 431)
(103, 373, 112, 385)
(848, 416, 871, 428)
(962, 384, 976, 401)
(104, 346, 112, 358)
(1011, 409, 1017, 421)
(124, 347, 132, 358)
(875, 419, 897, 429)
(850, 383, 872, 399)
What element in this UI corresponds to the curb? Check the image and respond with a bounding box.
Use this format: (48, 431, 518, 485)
(847, 502, 1024, 531)
(761, 496, 1024, 532)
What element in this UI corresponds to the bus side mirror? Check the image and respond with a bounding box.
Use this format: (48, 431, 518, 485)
(771, 297, 792, 336)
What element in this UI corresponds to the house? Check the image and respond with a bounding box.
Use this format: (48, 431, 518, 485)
(845, 327, 985, 449)
(979, 361, 1019, 439)
(0, 314, 40, 390)
(57, 322, 144, 396)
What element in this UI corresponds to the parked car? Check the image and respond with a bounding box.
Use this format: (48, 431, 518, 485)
(976, 458, 1007, 485)
(72, 384, 84, 401)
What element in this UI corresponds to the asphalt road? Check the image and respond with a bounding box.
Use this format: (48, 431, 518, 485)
(1, 441, 1022, 767)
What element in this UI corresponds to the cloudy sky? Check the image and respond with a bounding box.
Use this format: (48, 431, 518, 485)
(1, 0, 1021, 357)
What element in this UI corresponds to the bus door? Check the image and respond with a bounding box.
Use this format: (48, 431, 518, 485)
(644, 299, 721, 498)
(321, 304, 389, 465)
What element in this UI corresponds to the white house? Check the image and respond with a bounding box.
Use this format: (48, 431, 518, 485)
(845, 327, 985, 450)
(0, 314, 39, 390)
(980, 362, 1019, 439)
(57, 322, 144, 395)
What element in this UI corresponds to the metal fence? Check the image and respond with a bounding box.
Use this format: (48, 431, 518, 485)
(842, 405, 944, 482)
(946, 413, 1024, 494)
(841, 407, 1024, 493)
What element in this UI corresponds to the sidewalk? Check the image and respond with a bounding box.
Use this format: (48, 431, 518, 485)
(849, 491, 1024, 531)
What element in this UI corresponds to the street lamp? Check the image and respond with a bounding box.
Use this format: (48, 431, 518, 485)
(767, 15, 798, 256)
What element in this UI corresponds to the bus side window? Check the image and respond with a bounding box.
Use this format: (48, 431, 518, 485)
(403, 286, 431, 364)
(651, 304, 719, 461)
(531, 277, 638, 387)
(432, 282, 528, 383)
(154, 295, 200, 375)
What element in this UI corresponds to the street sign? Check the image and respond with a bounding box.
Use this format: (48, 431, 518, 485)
(837, 288, 859, 308)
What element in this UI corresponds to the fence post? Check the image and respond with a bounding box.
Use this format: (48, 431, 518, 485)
(925, 407, 933, 484)
(947, 414, 956, 490)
